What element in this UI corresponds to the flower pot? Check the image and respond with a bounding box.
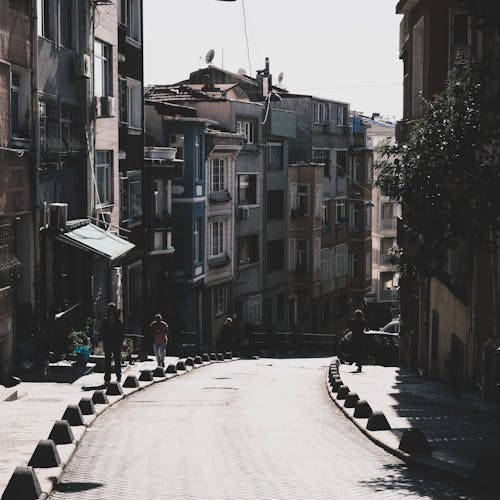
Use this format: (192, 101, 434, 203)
(75, 346, 90, 366)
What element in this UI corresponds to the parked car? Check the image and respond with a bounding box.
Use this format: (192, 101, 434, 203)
(380, 318, 400, 334)
(337, 330, 399, 366)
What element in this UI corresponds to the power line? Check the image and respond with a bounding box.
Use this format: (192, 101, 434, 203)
(241, 0, 252, 75)
(293, 83, 402, 92)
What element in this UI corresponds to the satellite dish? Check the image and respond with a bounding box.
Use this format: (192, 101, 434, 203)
(278, 72, 284, 84)
(205, 49, 215, 65)
(237, 68, 247, 76)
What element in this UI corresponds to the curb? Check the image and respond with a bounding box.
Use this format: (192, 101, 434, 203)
(325, 358, 473, 486)
(1, 353, 238, 500)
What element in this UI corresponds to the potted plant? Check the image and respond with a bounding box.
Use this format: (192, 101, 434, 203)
(68, 330, 91, 366)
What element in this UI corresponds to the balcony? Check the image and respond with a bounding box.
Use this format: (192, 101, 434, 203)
(381, 218, 397, 231)
(379, 289, 399, 302)
(209, 190, 231, 203)
(380, 253, 396, 265)
(208, 254, 231, 269)
(149, 228, 174, 256)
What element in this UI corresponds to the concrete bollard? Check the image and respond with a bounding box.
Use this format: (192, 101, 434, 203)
(336, 385, 350, 400)
(344, 392, 360, 408)
(123, 375, 140, 388)
(92, 390, 109, 405)
(78, 397, 96, 415)
(139, 370, 154, 381)
(176, 360, 186, 371)
(217, 353, 225, 361)
(152, 367, 166, 378)
(61, 404, 85, 426)
(331, 379, 343, 392)
(353, 400, 373, 419)
(366, 411, 391, 431)
(202, 353, 210, 362)
(105, 382, 124, 396)
(399, 428, 431, 454)
(1, 466, 42, 500)
(28, 439, 62, 468)
(48, 420, 75, 445)
(209, 353, 217, 361)
(185, 357, 194, 367)
(165, 363, 177, 374)
(224, 351, 232, 359)
(194, 356, 203, 365)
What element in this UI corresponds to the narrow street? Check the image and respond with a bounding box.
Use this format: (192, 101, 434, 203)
(50, 359, 484, 500)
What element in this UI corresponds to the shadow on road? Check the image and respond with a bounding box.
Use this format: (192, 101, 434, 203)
(54, 482, 104, 493)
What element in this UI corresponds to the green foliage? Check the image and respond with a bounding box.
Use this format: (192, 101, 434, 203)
(375, 59, 500, 276)
(68, 330, 91, 350)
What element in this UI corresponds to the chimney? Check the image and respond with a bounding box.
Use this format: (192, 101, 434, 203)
(372, 113, 381, 121)
(256, 57, 272, 99)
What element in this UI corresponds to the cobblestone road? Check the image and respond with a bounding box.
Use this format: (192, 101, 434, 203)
(51, 358, 490, 499)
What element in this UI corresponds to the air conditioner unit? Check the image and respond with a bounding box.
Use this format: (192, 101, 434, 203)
(74, 53, 91, 79)
(238, 207, 250, 220)
(49, 203, 68, 230)
(100, 96, 114, 118)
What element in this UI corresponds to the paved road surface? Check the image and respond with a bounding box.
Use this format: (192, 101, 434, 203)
(51, 358, 490, 499)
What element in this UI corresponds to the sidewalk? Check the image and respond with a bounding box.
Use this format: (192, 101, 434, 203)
(0, 355, 178, 495)
(329, 363, 500, 485)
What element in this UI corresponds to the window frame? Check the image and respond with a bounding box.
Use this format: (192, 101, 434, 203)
(314, 102, 327, 125)
(210, 157, 226, 192)
(126, 78, 142, 129)
(128, 170, 142, 223)
(237, 120, 255, 144)
(335, 199, 346, 223)
(337, 106, 345, 126)
(209, 220, 225, 258)
(238, 233, 259, 267)
(95, 150, 113, 206)
(213, 283, 229, 317)
(297, 183, 309, 217)
(267, 142, 283, 171)
(237, 173, 258, 206)
(94, 39, 111, 98)
(194, 217, 202, 263)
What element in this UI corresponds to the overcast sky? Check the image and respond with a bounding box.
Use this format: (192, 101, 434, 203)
(144, 0, 403, 119)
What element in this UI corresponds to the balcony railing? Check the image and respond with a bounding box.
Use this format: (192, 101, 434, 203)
(209, 190, 231, 203)
(379, 289, 399, 301)
(381, 218, 397, 231)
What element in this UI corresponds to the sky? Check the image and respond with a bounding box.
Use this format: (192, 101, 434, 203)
(144, 0, 403, 119)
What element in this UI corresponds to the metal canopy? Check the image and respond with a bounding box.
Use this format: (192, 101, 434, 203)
(57, 223, 135, 261)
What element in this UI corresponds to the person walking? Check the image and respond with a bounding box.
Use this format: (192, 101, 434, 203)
(151, 314, 169, 367)
(218, 317, 233, 353)
(100, 303, 124, 384)
(347, 309, 368, 372)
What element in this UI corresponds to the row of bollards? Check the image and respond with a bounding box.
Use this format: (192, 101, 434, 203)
(327, 358, 431, 454)
(1, 352, 234, 500)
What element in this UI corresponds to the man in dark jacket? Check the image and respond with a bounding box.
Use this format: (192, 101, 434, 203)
(347, 309, 368, 372)
(100, 303, 124, 384)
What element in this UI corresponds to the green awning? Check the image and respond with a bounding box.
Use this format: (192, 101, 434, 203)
(57, 223, 134, 260)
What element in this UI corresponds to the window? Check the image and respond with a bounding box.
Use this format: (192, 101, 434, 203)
(95, 151, 112, 205)
(381, 202, 394, 220)
(194, 218, 202, 263)
(313, 149, 330, 177)
(209, 220, 224, 257)
(37, 0, 54, 40)
(126, 0, 142, 43)
(128, 171, 142, 222)
(59, 0, 75, 50)
(267, 190, 284, 220)
(238, 234, 259, 266)
(94, 40, 111, 98)
(366, 205, 372, 229)
(297, 184, 309, 216)
(452, 12, 470, 47)
(213, 283, 229, 316)
(335, 150, 347, 172)
(126, 79, 142, 129)
(119, 78, 128, 124)
(380, 271, 399, 290)
(39, 98, 58, 155)
(352, 156, 362, 183)
(336, 199, 345, 223)
(314, 102, 327, 124)
(247, 294, 262, 325)
(296, 239, 307, 272)
(322, 200, 330, 226)
(211, 158, 225, 192)
(267, 142, 283, 170)
(337, 106, 345, 126)
(381, 238, 396, 256)
(237, 174, 257, 205)
(367, 157, 373, 183)
(350, 203, 361, 230)
(170, 134, 184, 160)
(195, 135, 203, 180)
(335, 244, 348, 277)
(314, 238, 321, 272)
(267, 239, 284, 272)
(412, 17, 425, 118)
(237, 120, 255, 143)
(60, 104, 81, 153)
(10, 71, 20, 137)
(351, 253, 361, 278)
(366, 252, 372, 280)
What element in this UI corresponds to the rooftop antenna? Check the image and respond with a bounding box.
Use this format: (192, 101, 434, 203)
(205, 49, 215, 65)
